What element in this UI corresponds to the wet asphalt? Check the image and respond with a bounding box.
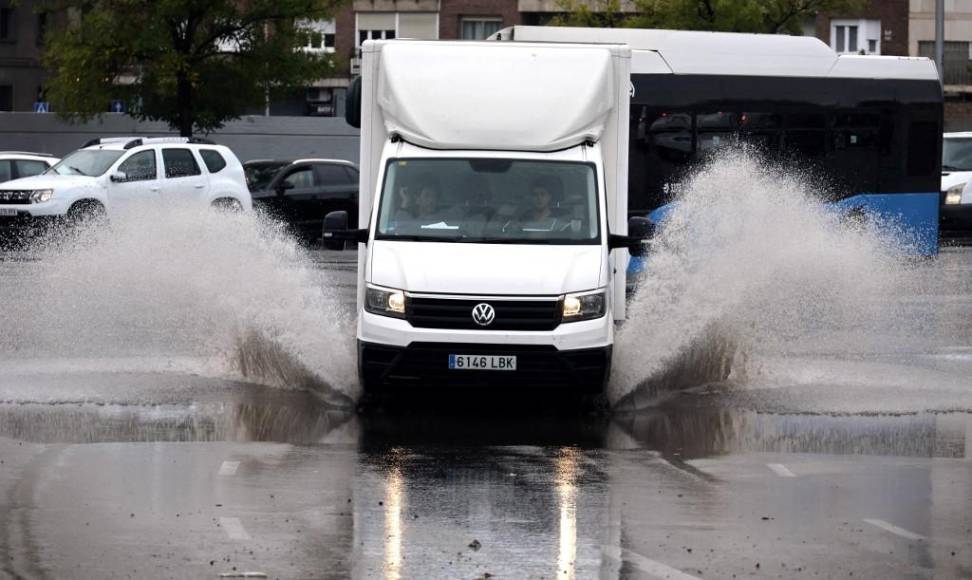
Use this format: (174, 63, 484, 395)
(1, 249, 971, 579)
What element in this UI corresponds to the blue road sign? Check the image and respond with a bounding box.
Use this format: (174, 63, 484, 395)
(33, 101, 49, 113)
(110, 100, 126, 113)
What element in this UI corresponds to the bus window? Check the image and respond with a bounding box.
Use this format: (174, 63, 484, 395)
(907, 121, 939, 177)
(697, 112, 737, 153)
(648, 113, 693, 161)
(739, 113, 782, 152)
(784, 131, 827, 158)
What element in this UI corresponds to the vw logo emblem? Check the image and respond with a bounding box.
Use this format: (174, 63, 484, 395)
(471, 303, 496, 327)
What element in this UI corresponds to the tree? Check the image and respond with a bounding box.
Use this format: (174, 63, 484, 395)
(554, 0, 867, 35)
(40, 0, 342, 136)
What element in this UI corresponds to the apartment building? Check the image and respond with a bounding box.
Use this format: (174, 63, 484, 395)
(814, 0, 910, 56)
(0, 0, 50, 112)
(911, 0, 972, 92)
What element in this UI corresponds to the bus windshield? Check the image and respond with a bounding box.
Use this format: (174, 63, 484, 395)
(943, 137, 972, 172)
(376, 159, 600, 244)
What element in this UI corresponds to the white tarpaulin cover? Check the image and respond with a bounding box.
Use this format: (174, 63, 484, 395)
(376, 42, 621, 151)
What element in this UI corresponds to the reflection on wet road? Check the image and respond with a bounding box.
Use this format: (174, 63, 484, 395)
(1, 383, 969, 579)
(0, 249, 971, 579)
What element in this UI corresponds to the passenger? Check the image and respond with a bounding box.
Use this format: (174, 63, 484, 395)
(519, 175, 562, 223)
(412, 174, 443, 220)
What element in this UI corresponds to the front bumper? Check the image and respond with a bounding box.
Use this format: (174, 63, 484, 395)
(359, 340, 611, 393)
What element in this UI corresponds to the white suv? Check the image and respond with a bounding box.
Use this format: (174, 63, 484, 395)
(0, 152, 59, 184)
(0, 137, 251, 236)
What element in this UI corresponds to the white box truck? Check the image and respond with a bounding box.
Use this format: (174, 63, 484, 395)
(326, 39, 649, 395)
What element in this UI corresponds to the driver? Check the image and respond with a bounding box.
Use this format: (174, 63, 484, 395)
(519, 175, 562, 223)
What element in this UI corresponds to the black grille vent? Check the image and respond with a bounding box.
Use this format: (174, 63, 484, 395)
(407, 296, 562, 331)
(0, 191, 32, 205)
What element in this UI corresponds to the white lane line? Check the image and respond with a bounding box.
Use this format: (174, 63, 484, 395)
(622, 548, 702, 580)
(767, 463, 796, 478)
(218, 461, 240, 476)
(220, 517, 251, 541)
(863, 518, 925, 541)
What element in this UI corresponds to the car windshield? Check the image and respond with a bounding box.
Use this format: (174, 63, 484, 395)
(244, 161, 288, 191)
(376, 158, 599, 244)
(942, 137, 972, 172)
(50, 150, 125, 177)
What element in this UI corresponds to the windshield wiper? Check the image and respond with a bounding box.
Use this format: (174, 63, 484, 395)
(68, 165, 88, 176)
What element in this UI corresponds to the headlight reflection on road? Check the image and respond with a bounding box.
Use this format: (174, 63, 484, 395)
(384, 466, 404, 580)
(556, 447, 580, 579)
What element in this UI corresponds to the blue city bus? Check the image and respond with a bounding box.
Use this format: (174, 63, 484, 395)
(494, 27, 944, 273)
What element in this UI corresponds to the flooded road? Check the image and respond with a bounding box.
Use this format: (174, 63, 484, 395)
(1, 245, 971, 579)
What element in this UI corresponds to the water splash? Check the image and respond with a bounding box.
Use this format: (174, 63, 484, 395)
(0, 209, 356, 406)
(612, 150, 919, 408)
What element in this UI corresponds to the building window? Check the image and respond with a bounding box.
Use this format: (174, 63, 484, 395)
(36, 12, 47, 46)
(831, 19, 880, 55)
(918, 40, 972, 85)
(299, 19, 336, 53)
(359, 29, 395, 46)
(461, 18, 502, 40)
(0, 5, 15, 42)
(0, 85, 12, 111)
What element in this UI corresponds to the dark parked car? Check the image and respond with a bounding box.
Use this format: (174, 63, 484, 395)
(245, 158, 359, 243)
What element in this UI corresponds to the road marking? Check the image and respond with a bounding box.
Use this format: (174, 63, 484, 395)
(220, 517, 251, 541)
(863, 519, 925, 541)
(622, 548, 702, 580)
(767, 463, 796, 478)
(219, 461, 240, 476)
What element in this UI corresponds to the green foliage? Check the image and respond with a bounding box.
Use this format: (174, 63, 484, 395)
(553, 0, 867, 34)
(550, 0, 633, 28)
(40, 0, 342, 135)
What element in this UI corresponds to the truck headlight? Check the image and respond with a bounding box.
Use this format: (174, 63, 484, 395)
(30, 189, 53, 203)
(945, 184, 965, 205)
(562, 289, 606, 322)
(365, 285, 406, 318)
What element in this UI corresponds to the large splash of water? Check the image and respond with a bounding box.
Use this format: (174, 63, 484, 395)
(611, 150, 943, 409)
(0, 209, 357, 406)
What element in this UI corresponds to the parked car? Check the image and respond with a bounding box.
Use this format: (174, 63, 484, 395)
(0, 152, 59, 184)
(245, 158, 359, 243)
(0, 137, 251, 241)
(941, 132, 972, 238)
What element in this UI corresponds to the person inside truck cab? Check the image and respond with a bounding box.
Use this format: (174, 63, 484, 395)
(413, 176, 443, 220)
(519, 175, 562, 224)
(393, 173, 441, 221)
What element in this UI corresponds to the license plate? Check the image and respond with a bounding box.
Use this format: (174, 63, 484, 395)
(449, 354, 517, 371)
(0, 208, 16, 217)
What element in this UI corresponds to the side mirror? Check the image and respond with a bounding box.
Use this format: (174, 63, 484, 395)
(345, 76, 362, 129)
(109, 171, 128, 183)
(323, 210, 349, 246)
(322, 210, 369, 250)
(608, 216, 655, 256)
(627, 216, 654, 257)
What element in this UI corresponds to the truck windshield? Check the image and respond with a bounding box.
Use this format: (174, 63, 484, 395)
(943, 137, 972, 172)
(376, 159, 599, 244)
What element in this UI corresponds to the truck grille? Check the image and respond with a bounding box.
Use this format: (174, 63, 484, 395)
(0, 191, 32, 205)
(407, 296, 562, 331)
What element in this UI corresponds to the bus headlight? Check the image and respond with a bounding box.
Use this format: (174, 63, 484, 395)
(365, 285, 406, 318)
(30, 189, 54, 203)
(562, 290, 606, 322)
(945, 184, 965, 205)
